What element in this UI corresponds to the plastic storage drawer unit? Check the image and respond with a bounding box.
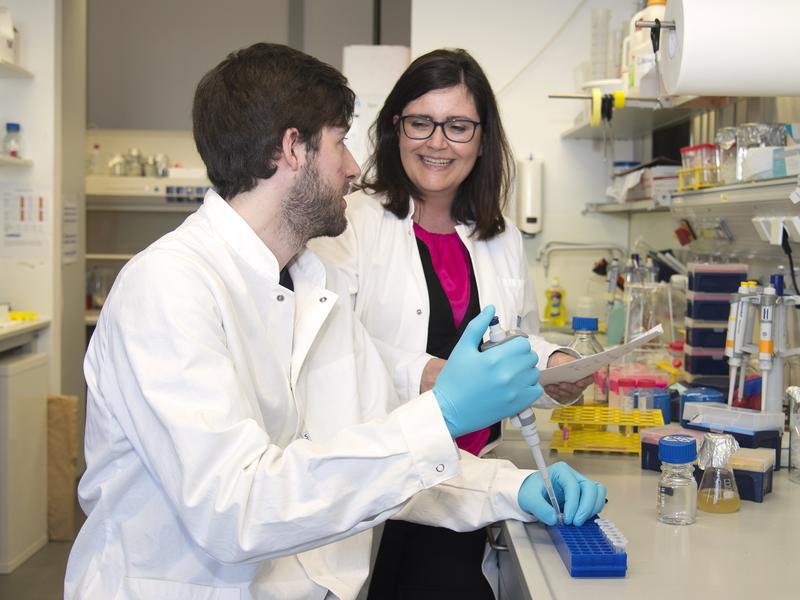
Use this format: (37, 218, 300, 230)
(686, 291, 731, 321)
(687, 263, 748, 293)
(684, 345, 729, 375)
(684, 318, 728, 348)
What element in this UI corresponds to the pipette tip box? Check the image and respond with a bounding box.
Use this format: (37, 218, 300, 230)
(546, 519, 627, 578)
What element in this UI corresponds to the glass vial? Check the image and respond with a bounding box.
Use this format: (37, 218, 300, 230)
(657, 435, 698, 525)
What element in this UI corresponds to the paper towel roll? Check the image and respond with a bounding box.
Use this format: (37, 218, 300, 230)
(662, 0, 800, 96)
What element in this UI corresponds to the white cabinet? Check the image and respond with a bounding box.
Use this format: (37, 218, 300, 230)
(0, 352, 48, 573)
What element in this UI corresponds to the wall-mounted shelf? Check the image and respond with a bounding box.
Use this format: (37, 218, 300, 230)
(86, 174, 209, 212)
(0, 59, 33, 79)
(0, 155, 33, 167)
(671, 176, 799, 207)
(561, 96, 727, 141)
(86, 253, 135, 261)
(584, 199, 671, 214)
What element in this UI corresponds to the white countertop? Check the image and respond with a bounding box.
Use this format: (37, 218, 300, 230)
(0, 319, 50, 352)
(497, 448, 799, 600)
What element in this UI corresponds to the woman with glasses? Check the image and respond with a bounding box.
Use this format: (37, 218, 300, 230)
(311, 48, 593, 599)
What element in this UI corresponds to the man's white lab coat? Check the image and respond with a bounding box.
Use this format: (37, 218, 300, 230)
(64, 190, 533, 600)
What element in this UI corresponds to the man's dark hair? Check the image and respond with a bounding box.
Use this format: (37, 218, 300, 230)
(193, 43, 355, 200)
(362, 48, 512, 240)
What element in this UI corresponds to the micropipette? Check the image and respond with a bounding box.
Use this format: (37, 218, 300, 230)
(481, 316, 563, 524)
(724, 282, 748, 406)
(758, 285, 776, 412)
(513, 407, 564, 525)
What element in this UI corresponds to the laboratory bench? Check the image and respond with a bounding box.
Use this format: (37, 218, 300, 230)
(0, 319, 49, 353)
(494, 446, 799, 600)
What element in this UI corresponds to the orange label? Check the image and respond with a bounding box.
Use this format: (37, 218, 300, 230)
(759, 340, 774, 354)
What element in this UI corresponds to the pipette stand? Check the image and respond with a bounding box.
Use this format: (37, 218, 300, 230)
(736, 291, 800, 414)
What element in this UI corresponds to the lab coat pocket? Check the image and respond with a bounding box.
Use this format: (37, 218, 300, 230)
(497, 277, 525, 319)
(116, 576, 241, 600)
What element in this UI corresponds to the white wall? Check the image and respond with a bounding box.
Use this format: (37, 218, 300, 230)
(0, 1, 59, 390)
(411, 0, 639, 319)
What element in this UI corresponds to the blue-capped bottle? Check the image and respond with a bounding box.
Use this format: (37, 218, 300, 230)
(657, 435, 698, 525)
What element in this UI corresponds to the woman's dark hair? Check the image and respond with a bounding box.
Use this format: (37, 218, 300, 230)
(193, 43, 355, 199)
(362, 48, 512, 240)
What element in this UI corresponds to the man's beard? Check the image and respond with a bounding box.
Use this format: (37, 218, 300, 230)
(281, 159, 348, 247)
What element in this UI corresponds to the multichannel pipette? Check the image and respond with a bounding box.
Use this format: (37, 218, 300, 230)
(481, 316, 563, 525)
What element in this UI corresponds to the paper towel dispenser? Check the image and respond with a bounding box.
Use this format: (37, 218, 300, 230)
(515, 157, 543, 236)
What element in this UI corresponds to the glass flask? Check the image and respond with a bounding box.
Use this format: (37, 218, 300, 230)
(657, 435, 698, 525)
(697, 433, 741, 513)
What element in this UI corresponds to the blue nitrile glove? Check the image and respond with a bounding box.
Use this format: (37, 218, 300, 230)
(518, 462, 607, 526)
(433, 305, 543, 438)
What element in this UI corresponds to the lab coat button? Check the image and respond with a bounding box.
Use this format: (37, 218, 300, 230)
(435, 464, 445, 473)
(319, 296, 327, 303)
(276, 294, 285, 302)
(416, 309, 422, 315)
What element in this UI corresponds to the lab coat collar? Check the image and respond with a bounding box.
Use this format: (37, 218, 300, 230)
(202, 188, 329, 289)
(201, 190, 336, 385)
(202, 188, 282, 282)
(406, 195, 477, 250)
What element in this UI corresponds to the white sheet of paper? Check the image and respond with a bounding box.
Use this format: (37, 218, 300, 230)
(539, 324, 664, 385)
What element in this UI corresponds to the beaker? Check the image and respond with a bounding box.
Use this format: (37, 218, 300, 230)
(90, 267, 115, 309)
(697, 433, 741, 513)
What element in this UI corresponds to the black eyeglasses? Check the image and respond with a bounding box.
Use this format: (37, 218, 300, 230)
(398, 115, 481, 143)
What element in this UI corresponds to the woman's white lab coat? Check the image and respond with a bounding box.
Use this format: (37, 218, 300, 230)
(310, 190, 562, 415)
(64, 190, 534, 600)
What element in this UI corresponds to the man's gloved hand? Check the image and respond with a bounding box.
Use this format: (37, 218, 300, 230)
(518, 462, 607, 526)
(433, 305, 542, 438)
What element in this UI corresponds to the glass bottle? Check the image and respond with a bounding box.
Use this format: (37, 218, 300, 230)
(86, 143, 102, 175)
(3, 122, 22, 158)
(657, 434, 698, 525)
(697, 433, 741, 513)
(567, 316, 607, 404)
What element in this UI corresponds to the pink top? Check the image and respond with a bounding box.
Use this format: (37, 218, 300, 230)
(414, 223, 490, 456)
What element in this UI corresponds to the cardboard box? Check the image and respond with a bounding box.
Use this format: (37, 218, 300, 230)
(773, 146, 800, 177)
(47, 395, 80, 541)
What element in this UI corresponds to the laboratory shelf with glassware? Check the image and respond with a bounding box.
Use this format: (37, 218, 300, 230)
(84, 130, 211, 327)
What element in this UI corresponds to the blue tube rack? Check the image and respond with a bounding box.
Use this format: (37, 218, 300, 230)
(546, 519, 627, 578)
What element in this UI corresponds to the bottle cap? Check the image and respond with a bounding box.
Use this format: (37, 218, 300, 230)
(659, 435, 697, 464)
(572, 316, 598, 331)
(5, 122, 20, 132)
